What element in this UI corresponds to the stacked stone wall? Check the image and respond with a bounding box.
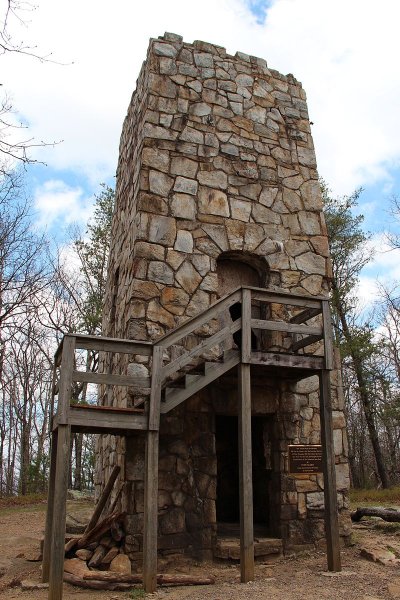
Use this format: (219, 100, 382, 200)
(96, 32, 351, 560)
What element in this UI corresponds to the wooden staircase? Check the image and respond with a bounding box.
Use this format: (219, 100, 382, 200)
(161, 348, 240, 413)
(42, 286, 342, 600)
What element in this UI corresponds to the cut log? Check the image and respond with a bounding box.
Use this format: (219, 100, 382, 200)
(88, 545, 107, 568)
(84, 465, 121, 534)
(108, 481, 124, 515)
(65, 536, 81, 553)
(64, 558, 90, 578)
(83, 571, 142, 582)
(101, 546, 120, 566)
(351, 507, 400, 523)
(157, 573, 216, 586)
(82, 571, 216, 586)
(76, 511, 126, 549)
(63, 572, 133, 591)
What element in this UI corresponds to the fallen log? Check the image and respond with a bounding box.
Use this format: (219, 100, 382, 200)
(83, 572, 141, 583)
(76, 511, 126, 549)
(82, 570, 215, 586)
(351, 506, 400, 522)
(63, 572, 133, 591)
(157, 573, 216, 586)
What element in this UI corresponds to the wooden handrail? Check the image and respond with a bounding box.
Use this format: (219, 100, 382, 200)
(156, 288, 242, 348)
(53, 287, 333, 414)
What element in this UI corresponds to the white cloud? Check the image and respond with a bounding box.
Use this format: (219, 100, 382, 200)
(33, 180, 94, 230)
(2, 0, 400, 197)
(357, 233, 400, 312)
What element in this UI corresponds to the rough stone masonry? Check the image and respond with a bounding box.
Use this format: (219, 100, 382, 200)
(96, 32, 351, 566)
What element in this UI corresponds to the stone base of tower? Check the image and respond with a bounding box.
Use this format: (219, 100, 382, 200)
(94, 367, 351, 567)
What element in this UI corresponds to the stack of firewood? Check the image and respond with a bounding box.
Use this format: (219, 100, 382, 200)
(62, 467, 214, 590)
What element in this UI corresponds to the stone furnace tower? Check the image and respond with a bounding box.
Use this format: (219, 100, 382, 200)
(97, 32, 350, 565)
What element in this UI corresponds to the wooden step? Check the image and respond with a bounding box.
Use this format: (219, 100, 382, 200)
(160, 350, 240, 414)
(214, 537, 283, 561)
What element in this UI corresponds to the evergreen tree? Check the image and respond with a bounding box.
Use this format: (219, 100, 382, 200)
(322, 180, 390, 488)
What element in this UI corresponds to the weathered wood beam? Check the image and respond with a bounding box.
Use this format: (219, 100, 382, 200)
(157, 289, 242, 347)
(42, 430, 57, 583)
(65, 407, 148, 433)
(241, 288, 252, 364)
(160, 349, 240, 414)
(238, 361, 254, 582)
(251, 352, 323, 370)
(251, 319, 322, 336)
(250, 292, 321, 309)
(73, 334, 152, 355)
(319, 370, 341, 572)
(84, 465, 121, 534)
(48, 424, 71, 600)
(290, 307, 322, 324)
(76, 512, 126, 549)
(143, 345, 163, 593)
(72, 371, 150, 387)
(322, 300, 334, 370)
(161, 320, 240, 380)
(56, 336, 75, 425)
(292, 334, 324, 352)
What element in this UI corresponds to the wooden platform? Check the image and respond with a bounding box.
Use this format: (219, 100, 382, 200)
(53, 404, 147, 435)
(42, 286, 341, 600)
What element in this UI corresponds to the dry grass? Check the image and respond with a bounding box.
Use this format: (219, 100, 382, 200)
(350, 486, 400, 506)
(0, 492, 47, 509)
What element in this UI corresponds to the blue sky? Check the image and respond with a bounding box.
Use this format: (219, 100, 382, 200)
(3, 0, 400, 303)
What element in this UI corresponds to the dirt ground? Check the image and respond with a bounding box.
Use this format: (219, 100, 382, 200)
(1, 499, 400, 600)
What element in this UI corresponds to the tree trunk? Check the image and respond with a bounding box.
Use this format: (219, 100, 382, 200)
(351, 507, 400, 522)
(333, 284, 390, 489)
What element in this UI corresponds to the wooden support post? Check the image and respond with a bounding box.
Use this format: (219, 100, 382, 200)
(238, 361, 254, 582)
(241, 288, 252, 363)
(48, 334, 75, 600)
(48, 424, 71, 600)
(42, 429, 58, 582)
(143, 345, 163, 593)
(319, 370, 341, 572)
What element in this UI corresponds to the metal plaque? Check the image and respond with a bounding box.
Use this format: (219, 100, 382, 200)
(288, 444, 323, 475)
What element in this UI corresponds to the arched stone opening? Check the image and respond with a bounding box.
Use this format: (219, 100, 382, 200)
(216, 251, 270, 351)
(216, 251, 269, 297)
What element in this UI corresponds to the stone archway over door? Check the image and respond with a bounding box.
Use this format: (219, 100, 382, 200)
(217, 258, 261, 350)
(217, 259, 261, 298)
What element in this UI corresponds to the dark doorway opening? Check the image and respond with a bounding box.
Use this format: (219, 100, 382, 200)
(215, 415, 271, 528)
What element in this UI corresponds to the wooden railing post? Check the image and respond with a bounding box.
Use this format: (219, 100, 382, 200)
(322, 300, 334, 370)
(241, 288, 252, 364)
(55, 335, 75, 425)
(143, 345, 163, 593)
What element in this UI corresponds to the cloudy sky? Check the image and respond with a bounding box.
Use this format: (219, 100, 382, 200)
(3, 0, 400, 302)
